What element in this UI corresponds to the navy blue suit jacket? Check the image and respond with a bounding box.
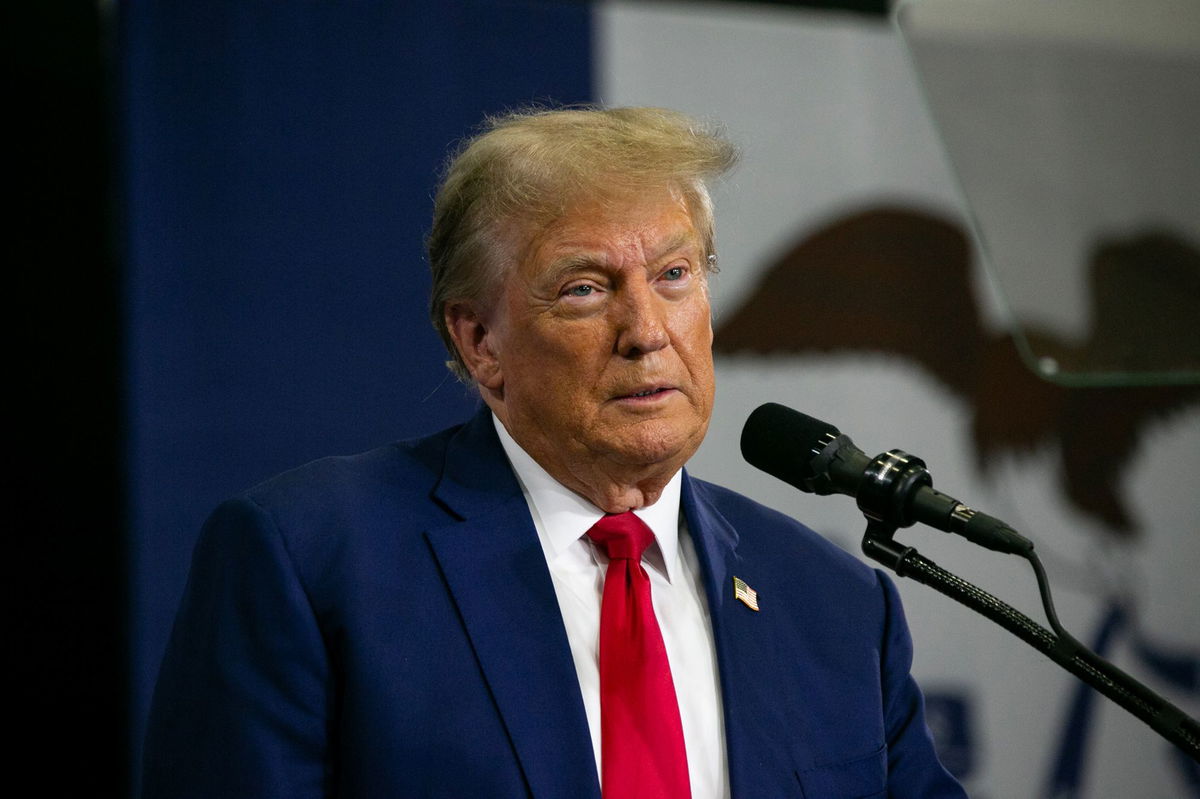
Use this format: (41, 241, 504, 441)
(143, 407, 963, 798)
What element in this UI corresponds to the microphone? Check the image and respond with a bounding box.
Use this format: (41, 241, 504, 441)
(741, 402, 1033, 555)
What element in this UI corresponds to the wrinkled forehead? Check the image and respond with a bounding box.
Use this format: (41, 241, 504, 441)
(496, 181, 709, 271)
(536, 197, 704, 280)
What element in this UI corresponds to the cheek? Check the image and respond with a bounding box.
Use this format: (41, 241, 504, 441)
(548, 322, 614, 366)
(674, 298, 715, 352)
(511, 324, 606, 389)
(688, 310, 716, 390)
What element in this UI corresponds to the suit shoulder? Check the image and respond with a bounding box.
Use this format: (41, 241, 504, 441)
(205, 423, 465, 571)
(193, 423, 473, 609)
(688, 476, 882, 589)
(240, 424, 459, 512)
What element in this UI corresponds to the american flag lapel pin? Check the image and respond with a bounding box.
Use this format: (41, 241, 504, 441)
(733, 576, 760, 611)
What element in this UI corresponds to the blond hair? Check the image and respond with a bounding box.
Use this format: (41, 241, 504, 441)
(427, 106, 738, 381)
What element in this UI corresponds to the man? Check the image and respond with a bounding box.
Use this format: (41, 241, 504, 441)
(143, 107, 964, 798)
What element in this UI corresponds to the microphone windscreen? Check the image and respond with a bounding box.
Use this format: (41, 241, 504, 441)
(740, 403, 840, 488)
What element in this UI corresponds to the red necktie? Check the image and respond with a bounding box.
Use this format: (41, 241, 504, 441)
(586, 512, 691, 799)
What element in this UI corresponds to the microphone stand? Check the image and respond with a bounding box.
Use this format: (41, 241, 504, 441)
(860, 519, 1200, 762)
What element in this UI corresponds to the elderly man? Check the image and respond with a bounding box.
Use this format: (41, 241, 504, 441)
(143, 107, 964, 798)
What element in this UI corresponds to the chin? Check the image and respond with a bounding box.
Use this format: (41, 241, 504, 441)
(602, 417, 706, 468)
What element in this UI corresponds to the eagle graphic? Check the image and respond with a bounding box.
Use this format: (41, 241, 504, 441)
(714, 206, 1200, 537)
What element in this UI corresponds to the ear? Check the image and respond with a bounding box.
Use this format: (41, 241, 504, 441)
(445, 301, 503, 391)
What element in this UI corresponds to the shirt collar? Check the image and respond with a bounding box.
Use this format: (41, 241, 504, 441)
(493, 413, 683, 583)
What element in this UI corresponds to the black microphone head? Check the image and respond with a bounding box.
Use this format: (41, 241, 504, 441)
(741, 403, 843, 493)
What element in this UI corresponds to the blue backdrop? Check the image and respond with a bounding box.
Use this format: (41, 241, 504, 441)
(122, 1, 592, 786)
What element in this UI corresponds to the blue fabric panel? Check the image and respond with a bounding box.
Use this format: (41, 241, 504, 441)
(123, 0, 591, 783)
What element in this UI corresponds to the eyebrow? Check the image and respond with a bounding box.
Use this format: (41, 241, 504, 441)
(541, 231, 702, 284)
(540, 254, 607, 288)
(650, 231, 701, 263)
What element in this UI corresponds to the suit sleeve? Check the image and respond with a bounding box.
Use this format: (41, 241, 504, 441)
(876, 570, 967, 798)
(142, 497, 333, 799)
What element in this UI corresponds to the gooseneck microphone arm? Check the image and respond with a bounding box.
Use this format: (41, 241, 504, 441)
(741, 402, 1200, 763)
(859, 525, 1199, 762)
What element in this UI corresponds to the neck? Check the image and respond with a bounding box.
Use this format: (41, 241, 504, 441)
(554, 464, 675, 514)
(490, 412, 684, 513)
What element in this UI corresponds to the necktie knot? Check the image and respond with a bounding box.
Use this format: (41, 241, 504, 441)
(586, 511, 655, 562)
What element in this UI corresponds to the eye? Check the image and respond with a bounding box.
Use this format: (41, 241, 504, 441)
(564, 284, 594, 297)
(662, 266, 686, 281)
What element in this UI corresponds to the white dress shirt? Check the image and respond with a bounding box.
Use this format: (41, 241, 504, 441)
(493, 415, 730, 799)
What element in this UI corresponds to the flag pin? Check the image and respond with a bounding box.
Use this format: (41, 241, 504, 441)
(733, 576, 760, 611)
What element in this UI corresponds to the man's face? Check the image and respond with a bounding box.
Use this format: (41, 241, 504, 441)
(471, 190, 716, 498)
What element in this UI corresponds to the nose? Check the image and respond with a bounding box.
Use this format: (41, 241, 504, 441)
(614, 278, 670, 358)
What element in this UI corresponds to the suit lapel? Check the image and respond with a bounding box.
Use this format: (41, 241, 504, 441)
(683, 474, 807, 797)
(425, 409, 600, 799)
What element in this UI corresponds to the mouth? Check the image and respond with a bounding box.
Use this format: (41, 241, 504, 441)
(615, 385, 677, 402)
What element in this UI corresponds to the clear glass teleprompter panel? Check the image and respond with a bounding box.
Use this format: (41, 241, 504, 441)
(896, 0, 1200, 385)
